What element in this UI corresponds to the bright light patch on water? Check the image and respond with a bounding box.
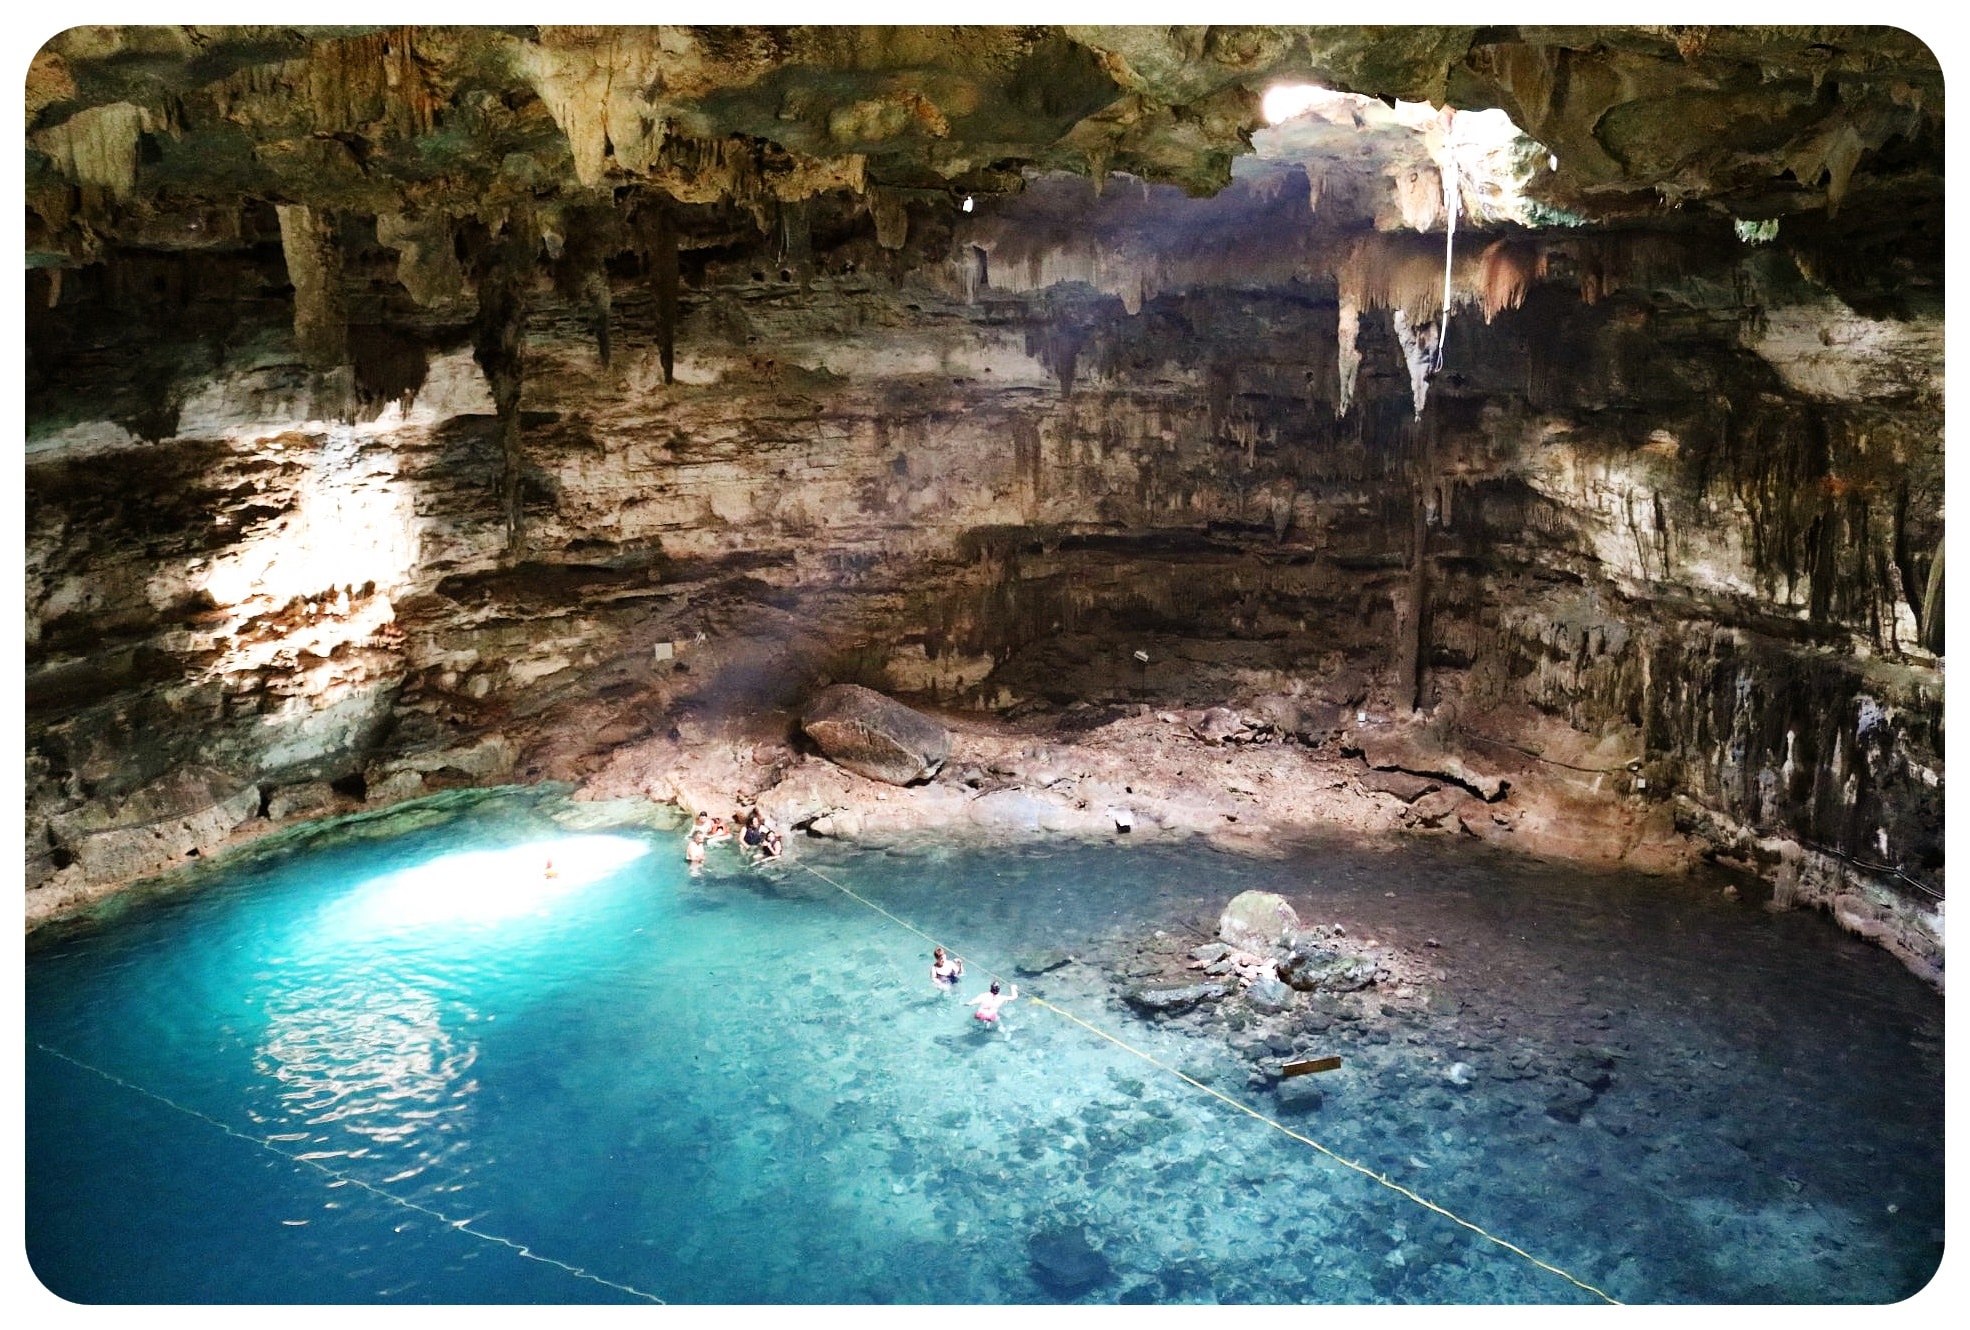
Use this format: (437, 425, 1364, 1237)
(335, 834, 651, 932)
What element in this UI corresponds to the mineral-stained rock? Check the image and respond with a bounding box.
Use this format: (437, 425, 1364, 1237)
(1218, 889, 1302, 953)
(1028, 1224, 1112, 1299)
(1360, 728, 1511, 802)
(799, 684, 950, 786)
(1277, 944, 1380, 993)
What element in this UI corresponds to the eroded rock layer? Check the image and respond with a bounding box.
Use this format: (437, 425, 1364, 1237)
(22, 25, 1944, 983)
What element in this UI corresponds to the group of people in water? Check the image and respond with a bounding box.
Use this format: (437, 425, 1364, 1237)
(682, 807, 1015, 1032)
(683, 805, 784, 870)
(932, 945, 1018, 1034)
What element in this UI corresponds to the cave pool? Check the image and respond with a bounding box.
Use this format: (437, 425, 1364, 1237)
(25, 787, 1945, 1305)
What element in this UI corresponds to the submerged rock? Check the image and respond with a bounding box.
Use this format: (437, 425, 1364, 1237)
(1028, 1224, 1112, 1298)
(1014, 948, 1074, 975)
(799, 684, 950, 786)
(1124, 982, 1228, 1014)
(1545, 1082, 1597, 1123)
(1247, 971, 1295, 1013)
(1274, 1076, 1326, 1113)
(1277, 944, 1379, 993)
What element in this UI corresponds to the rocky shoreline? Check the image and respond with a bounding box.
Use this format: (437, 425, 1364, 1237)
(25, 691, 1944, 992)
(579, 696, 1944, 990)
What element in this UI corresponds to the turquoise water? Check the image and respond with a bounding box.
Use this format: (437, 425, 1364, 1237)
(25, 790, 1945, 1304)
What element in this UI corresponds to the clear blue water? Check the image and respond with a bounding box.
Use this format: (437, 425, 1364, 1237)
(25, 788, 1945, 1304)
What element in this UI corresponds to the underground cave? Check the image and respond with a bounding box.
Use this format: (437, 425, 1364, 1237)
(21, 24, 1947, 1306)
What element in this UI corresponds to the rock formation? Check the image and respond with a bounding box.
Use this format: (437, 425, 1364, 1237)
(800, 684, 951, 785)
(21, 25, 1945, 984)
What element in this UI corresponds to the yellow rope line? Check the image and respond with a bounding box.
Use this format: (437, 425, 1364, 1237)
(33, 1041, 667, 1304)
(791, 856, 1621, 1305)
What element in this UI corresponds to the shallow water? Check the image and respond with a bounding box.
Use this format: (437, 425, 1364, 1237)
(25, 790, 1944, 1304)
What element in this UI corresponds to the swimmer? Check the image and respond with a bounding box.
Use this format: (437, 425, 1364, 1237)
(931, 947, 965, 991)
(706, 817, 732, 846)
(967, 980, 1018, 1031)
(741, 808, 768, 849)
(684, 830, 706, 867)
(543, 857, 559, 879)
(756, 829, 784, 861)
(692, 810, 712, 836)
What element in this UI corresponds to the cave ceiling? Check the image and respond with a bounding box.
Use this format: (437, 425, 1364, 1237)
(24, 23, 1945, 271)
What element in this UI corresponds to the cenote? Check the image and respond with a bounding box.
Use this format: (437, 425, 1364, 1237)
(25, 788, 1943, 1305)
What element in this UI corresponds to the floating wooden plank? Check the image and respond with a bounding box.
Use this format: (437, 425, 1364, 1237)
(1281, 1056, 1342, 1078)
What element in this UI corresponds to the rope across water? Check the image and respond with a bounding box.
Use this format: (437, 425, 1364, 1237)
(31, 1041, 666, 1304)
(32, 843, 1619, 1305)
(789, 855, 1622, 1305)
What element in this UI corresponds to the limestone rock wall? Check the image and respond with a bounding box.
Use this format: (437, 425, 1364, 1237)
(23, 158, 1943, 978)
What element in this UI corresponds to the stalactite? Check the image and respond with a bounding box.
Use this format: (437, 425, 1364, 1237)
(1476, 238, 1544, 322)
(275, 204, 347, 370)
(1396, 488, 1430, 712)
(303, 28, 436, 139)
(1918, 537, 1944, 654)
(1391, 309, 1437, 419)
(31, 101, 145, 198)
(521, 27, 669, 187)
(779, 197, 814, 286)
(868, 188, 909, 250)
(548, 202, 618, 367)
(375, 211, 466, 307)
(462, 209, 537, 560)
(1335, 297, 1361, 418)
(652, 206, 680, 384)
(632, 191, 680, 384)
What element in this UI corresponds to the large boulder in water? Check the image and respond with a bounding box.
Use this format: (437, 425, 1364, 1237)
(799, 684, 950, 785)
(1218, 889, 1303, 954)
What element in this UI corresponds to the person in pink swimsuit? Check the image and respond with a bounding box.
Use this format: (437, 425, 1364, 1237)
(967, 980, 1018, 1031)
